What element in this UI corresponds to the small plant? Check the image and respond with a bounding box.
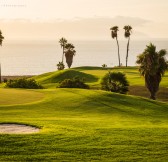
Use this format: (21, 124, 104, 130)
(6, 78, 43, 89)
(101, 72, 129, 94)
(57, 62, 65, 70)
(102, 64, 107, 68)
(58, 77, 89, 89)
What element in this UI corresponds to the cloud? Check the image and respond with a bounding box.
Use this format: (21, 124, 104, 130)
(0, 16, 153, 40)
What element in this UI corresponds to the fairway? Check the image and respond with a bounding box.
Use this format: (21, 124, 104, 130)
(0, 89, 45, 105)
(1, 88, 168, 161)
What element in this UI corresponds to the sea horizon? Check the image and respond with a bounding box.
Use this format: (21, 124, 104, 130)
(0, 39, 168, 76)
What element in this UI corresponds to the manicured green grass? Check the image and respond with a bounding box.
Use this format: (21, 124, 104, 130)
(34, 69, 98, 84)
(77, 66, 168, 102)
(0, 89, 168, 161)
(35, 66, 168, 87)
(0, 88, 45, 105)
(76, 66, 168, 87)
(1, 66, 168, 161)
(35, 66, 168, 101)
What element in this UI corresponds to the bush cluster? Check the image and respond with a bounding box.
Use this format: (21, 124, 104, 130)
(6, 78, 43, 89)
(101, 72, 129, 94)
(58, 77, 89, 89)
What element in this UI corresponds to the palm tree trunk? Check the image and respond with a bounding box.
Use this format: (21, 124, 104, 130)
(116, 37, 120, 67)
(62, 46, 64, 63)
(145, 74, 160, 100)
(150, 94, 156, 100)
(126, 36, 130, 67)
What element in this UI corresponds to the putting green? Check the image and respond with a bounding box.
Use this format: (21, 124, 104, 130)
(0, 89, 45, 105)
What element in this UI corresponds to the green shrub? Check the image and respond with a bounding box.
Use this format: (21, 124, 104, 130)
(3, 78, 8, 83)
(6, 78, 43, 89)
(57, 62, 65, 70)
(101, 72, 129, 94)
(58, 77, 89, 89)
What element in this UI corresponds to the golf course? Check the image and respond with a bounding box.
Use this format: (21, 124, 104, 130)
(0, 66, 168, 161)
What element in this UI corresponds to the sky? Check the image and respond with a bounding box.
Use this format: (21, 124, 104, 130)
(0, 0, 168, 40)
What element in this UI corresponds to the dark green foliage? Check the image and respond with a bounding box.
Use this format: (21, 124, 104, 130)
(136, 43, 168, 100)
(110, 26, 119, 39)
(102, 64, 107, 68)
(101, 72, 129, 94)
(123, 25, 132, 38)
(57, 61, 65, 70)
(0, 30, 4, 46)
(3, 78, 8, 83)
(58, 77, 89, 89)
(65, 43, 76, 68)
(65, 50, 75, 68)
(6, 78, 43, 89)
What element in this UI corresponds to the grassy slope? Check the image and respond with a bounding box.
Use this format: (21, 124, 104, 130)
(78, 66, 168, 102)
(1, 88, 168, 161)
(34, 66, 168, 101)
(75, 66, 168, 87)
(0, 89, 45, 105)
(34, 66, 168, 87)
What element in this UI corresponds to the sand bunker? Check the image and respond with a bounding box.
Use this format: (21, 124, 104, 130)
(0, 124, 40, 134)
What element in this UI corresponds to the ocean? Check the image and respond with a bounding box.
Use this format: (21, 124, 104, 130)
(0, 40, 168, 75)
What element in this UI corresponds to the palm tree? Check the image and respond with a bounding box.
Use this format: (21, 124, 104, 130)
(64, 43, 76, 68)
(124, 25, 132, 67)
(136, 43, 168, 100)
(59, 37, 67, 63)
(0, 30, 4, 83)
(110, 26, 120, 67)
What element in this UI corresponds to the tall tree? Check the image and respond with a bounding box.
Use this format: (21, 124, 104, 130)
(0, 30, 4, 83)
(136, 43, 168, 100)
(65, 43, 76, 68)
(59, 37, 67, 63)
(110, 26, 120, 67)
(124, 25, 132, 67)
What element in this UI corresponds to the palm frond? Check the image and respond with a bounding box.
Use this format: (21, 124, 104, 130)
(110, 26, 119, 31)
(0, 30, 4, 46)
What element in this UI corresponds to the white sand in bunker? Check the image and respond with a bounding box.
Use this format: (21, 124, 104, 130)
(0, 124, 40, 134)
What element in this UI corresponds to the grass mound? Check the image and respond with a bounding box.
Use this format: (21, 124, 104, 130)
(32, 66, 168, 101)
(34, 69, 98, 84)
